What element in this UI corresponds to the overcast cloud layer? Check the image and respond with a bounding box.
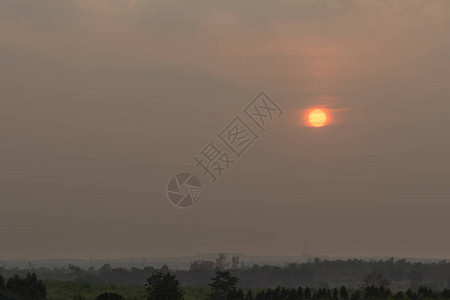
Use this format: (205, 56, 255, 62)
(1, 0, 450, 260)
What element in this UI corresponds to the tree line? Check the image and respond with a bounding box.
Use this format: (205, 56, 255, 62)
(147, 269, 450, 300)
(2, 270, 450, 300)
(2, 256, 450, 290)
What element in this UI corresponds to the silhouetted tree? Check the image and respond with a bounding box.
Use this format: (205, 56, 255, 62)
(0, 276, 17, 300)
(231, 257, 240, 269)
(350, 291, 361, 300)
(0, 291, 18, 300)
(0, 276, 4, 292)
(159, 265, 170, 274)
(208, 271, 238, 300)
(190, 260, 215, 272)
(95, 292, 124, 300)
(363, 272, 390, 288)
(305, 287, 312, 299)
(6, 273, 46, 300)
(418, 286, 433, 299)
(340, 286, 348, 300)
(406, 289, 416, 300)
(145, 271, 184, 300)
(333, 288, 339, 300)
(287, 288, 298, 300)
(229, 289, 244, 300)
(255, 291, 264, 300)
(215, 254, 228, 271)
(266, 288, 273, 299)
(245, 290, 254, 300)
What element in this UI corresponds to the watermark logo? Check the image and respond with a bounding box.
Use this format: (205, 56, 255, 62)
(167, 173, 202, 209)
(219, 117, 258, 157)
(166, 91, 283, 208)
(244, 92, 283, 131)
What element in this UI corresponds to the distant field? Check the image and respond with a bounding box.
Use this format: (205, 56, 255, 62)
(45, 280, 210, 300)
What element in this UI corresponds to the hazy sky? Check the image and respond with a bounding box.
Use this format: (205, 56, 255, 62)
(1, 0, 450, 260)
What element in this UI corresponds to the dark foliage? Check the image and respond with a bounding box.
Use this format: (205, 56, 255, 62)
(6, 273, 47, 300)
(94, 292, 124, 300)
(145, 271, 184, 300)
(0, 275, 5, 291)
(208, 271, 239, 300)
(242, 285, 450, 300)
(0, 291, 18, 300)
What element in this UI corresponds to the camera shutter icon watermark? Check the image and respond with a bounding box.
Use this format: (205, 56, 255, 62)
(165, 91, 283, 209)
(167, 173, 202, 208)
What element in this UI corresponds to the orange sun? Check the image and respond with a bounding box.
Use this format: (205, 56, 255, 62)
(308, 109, 327, 127)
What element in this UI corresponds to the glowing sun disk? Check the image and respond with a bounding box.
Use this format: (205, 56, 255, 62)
(308, 109, 327, 127)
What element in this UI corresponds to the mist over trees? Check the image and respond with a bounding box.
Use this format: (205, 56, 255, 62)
(2, 256, 450, 296)
(172, 257, 450, 290)
(3, 263, 450, 300)
(3, 256, 441, 290)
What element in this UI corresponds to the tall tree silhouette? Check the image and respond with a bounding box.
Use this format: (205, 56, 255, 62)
(245, 290, 254, 300)
(208, 271, 238, 300)
(340, 286, 348, 300)
(305, 287, 312, 299)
